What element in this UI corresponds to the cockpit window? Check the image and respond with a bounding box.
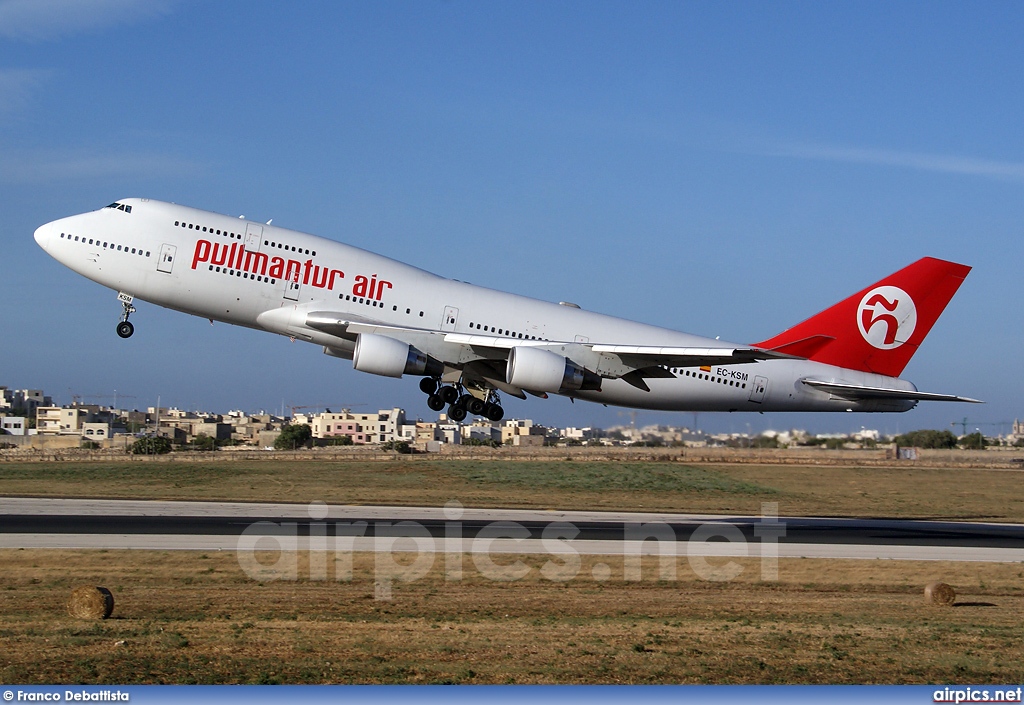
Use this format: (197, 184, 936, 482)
(104, 202, 132, 213)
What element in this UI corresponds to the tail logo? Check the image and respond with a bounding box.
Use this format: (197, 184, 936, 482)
(857, 286, 917, 350)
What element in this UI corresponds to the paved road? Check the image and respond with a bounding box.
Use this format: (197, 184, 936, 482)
(2, 498, 1022, 561)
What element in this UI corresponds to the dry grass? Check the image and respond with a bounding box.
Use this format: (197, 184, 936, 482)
(0, 459, 1022, 520)
(0, 549, 1022, 684)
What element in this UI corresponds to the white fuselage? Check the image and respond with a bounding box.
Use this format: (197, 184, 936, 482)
(33, 199, 918, 413)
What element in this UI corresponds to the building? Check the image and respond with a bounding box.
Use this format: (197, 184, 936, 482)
(308, 408, 407, 444)
(0, 416, 28, 436)
(1, 389, 52, 416)
(502, 419, 545, 447)
(35, 406, 92, 435)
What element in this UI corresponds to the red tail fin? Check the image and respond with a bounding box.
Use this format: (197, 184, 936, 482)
(753, 257, 971, 377)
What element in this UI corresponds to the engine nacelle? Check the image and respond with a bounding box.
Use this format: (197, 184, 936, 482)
(352, 333, 442, 378)
(505, 346, 601, 393)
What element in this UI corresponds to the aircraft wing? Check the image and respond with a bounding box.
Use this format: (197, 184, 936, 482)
(305, 312, 792, 391)
(801, 379, 982, 403)
(587, 344, 794, 369)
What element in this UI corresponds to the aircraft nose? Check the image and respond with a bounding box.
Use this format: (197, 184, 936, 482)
(34, 222, 52, 252)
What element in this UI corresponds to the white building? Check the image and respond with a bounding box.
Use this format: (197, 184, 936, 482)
(0, 415, 27, 436)
(307, 408, 407, 444)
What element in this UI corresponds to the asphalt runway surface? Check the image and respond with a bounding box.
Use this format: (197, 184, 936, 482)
(2, 498, 1023, 561)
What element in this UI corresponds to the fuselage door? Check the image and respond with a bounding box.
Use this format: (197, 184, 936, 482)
(441, 306, 459, 331)
(245, 223, 263, 252)
(157, 243, 177, 274)
(748, 375, 769, 403)
(283, 268, 300, 301)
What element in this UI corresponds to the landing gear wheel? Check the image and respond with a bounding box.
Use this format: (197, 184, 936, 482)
(419, 377, 439, 395)
(484, 403, 504, 422)
(439, 386, 459, 404)
(426, 394, 446, 412)
(116, 293, 137, 339)
(467, 397, 487, 416)
(456, 394, 474, 410)
(448, 405, 467, 422)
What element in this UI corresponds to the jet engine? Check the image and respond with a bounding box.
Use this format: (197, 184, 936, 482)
(505, 346, 601, 393)
(352, 333, 443, 378)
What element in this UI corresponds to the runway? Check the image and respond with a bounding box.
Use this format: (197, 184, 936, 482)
(2, 497, 1023, 561)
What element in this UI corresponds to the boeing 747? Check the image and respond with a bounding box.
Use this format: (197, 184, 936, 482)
(34, 199, 979, 421)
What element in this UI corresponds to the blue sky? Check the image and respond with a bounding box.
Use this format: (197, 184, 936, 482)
(2, 0, 1022, 436)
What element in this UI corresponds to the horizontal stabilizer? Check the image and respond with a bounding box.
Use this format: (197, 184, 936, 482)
(802, 379, 982, 404)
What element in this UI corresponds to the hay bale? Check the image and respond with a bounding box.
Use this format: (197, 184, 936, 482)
(924, 581, 956, 606)
(67, 586, 114, 619)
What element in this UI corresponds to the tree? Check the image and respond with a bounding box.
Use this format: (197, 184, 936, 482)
(129, 436, 173, 455)
(274, 423, 312, 450)
(893, 429, 958, 449)
(380, 440, 412, 454)
(959, 432, 987, 450)
(191, 433, 216, 451)
(462, 438, 501, 448)
(322, 435, 354, 446)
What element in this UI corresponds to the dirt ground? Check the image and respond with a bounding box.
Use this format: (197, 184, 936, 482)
(1, 550, 1022, 684)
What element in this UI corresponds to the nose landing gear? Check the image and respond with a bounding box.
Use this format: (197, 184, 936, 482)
(116, 292, 136, 339)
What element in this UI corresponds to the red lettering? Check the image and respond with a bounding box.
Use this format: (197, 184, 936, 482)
(311, 265, 329, 288)
(244, 250, 269, 276)
(303, 259, 314, 285)
(269, 257, 284, 278)
(228, 243, 237, 269)
(328, 269, 345, 289)
(191, 239, 211, 269)
(285, 259, 302, 282)
(368, 275, 378, 299)
(211, 242, 228, 266)
(375, 280, 392, 300)
(353, 275, 368, 297)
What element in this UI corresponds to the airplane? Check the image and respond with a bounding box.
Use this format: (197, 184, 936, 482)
(33, 198, 980, 422)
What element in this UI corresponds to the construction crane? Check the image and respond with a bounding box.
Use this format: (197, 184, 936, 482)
(950, 418, 1011, 436)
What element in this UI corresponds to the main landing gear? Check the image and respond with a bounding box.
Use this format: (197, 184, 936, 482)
(419, 377, 504, 422)
(116, 293, 136, 339)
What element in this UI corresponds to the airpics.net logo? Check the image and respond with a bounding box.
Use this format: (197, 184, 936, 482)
(857, 285, 917, 350)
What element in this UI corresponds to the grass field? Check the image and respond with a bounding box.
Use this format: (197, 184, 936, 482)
(0, 459, 1022, 520)
(1, 550, 1022, 684)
